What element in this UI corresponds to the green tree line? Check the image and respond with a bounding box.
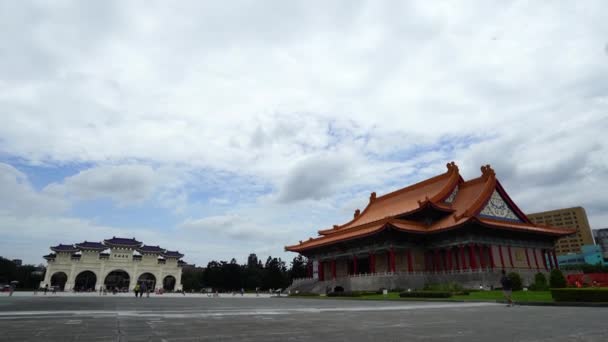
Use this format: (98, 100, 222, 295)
(181, 254, 308, 292)
(0, 257, 45, 289)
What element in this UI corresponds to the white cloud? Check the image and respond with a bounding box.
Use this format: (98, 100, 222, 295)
(0, 1, 607, 264)
(0, 163, 68, 216)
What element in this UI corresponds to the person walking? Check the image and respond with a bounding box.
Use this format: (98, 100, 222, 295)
(43, 284, 48, 295)
(140, 282, 147, 298)
(500, 270, 513, 307)
(134, 284, 140, 298)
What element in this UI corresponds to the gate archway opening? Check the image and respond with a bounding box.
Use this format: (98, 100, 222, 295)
(74, 271, 97, 292)
(104, 270, 130, 292)
(163, 275, 176, 291)
(137, 273, 156, 290)
(50, 272, 68, 291)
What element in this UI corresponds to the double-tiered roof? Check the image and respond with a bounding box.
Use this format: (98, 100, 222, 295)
(103, 237, 142, 248)
(162, 251, 184, 259)
(75, 241, 106, 251)
(286, 162, 574, 253)
(46, 237, 184, 260)
(137, 245, 165, 254)
(50, 244, 79, 253)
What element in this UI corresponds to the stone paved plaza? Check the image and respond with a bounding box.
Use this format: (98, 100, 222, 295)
(0, 294, 606, 341)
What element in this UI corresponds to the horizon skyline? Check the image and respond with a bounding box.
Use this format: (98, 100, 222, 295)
(1, 1, 607, 266)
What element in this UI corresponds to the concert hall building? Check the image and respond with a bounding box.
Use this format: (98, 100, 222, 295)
(286, 162, 574, 293)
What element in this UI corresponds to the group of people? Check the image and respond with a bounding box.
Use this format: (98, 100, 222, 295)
(133, 282, 151, 297)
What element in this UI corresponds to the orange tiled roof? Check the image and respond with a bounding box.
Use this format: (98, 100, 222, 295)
(285, 162, 573, 253)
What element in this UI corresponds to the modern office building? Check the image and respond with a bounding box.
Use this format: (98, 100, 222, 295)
(557, 245, 605, 267)
(593, 228, 608, 259)
(527, 207, 593, 255)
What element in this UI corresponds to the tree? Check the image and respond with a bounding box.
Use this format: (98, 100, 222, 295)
(289, 255, 308, 281)
(263, 256, 288, 290)
(549, 269, 567, 288)
(530, 272, 548, 291)
(507, 272, 523, 291)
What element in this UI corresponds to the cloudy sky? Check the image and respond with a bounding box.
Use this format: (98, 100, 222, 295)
(1, 1, 607, 266)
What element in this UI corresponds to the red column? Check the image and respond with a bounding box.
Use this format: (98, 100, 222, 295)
(524, 248, 531, 269)
(498, 245, 505, 269)
(488, 245, 495, 269)
(552, 250, 559, 269)
(390, 248, 396, 273)
(434, 249, 440, 272)
(407, 250, 413, 273)
(331, 259, 336, 279)
(546, 250, 553, 269)
(507, 246, 514, 268)
(353, 255, 358, 275)
(533, 248, 540, 270)
(446, 249, 453, 271)
(478, 245, 486, 269)
(369, 252, 376, 274)
(542, 250, 548, 270)
(468, 244, 477, 270)
(460, 245, 467, 270)
(454, 248, 460, 270)
(318, 261, 324, 281)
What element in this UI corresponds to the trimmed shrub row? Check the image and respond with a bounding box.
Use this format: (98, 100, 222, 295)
(327, 291, 377, 297)
(399, 291, 452, 298)
(289, 292, 319, 297)
(551, 288, 608, 302)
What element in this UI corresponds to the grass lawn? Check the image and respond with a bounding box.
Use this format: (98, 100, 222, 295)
(292, 290, 553, 303)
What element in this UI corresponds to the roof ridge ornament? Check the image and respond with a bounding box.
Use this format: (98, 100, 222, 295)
(480, 164, 495, 179)
(354, 209, 361, 218)
(446, 161, 459, 172)
(369, 192, 377, 203)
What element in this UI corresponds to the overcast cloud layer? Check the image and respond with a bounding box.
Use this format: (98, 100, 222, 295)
(1, 1, 607, 265)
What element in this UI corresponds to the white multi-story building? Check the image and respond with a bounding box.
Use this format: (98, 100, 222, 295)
(41, 237, 184, 292)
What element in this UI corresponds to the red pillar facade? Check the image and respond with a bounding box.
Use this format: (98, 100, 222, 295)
(434, 249, 441, 272)
(488, 245, 495, 269)
(369, 252, 376, 274)
(525, 248, 531, 269)
(353, 255, 358, 275)
(552, 250, 559, 270)
(460, 245, 467, 270)
(478, 245, 486, 269)
(389, 248, 396, 273)
(533, 248, 540, 270)
(468, 244, 477, 270)
(318, 260, 324, 281)
(498, 245, 505, 269)
(407, 250, 413, 273)
(331, 259, 336, 279)
(446, 249, 453, 271)
(542, 250, 548, 270)
(507, 246, 514, 268)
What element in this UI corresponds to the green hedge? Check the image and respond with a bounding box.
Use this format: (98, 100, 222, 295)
(326, 291, 378, 297)
(289, 292, 319, 297)
(399, 291, 452, 298)
(551, 288, 608, 302)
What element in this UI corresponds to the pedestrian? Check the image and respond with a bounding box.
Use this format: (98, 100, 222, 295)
(134, 284, 140, 297)
(52, 286, 57, 294)
(140, 282, 147, 298)
(240, 288, 244, 296)
(9, 284, 15, 297)
(44, 284, 48, 295)
(500, 270, 513, 307)
(99, 286, 103, 296)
